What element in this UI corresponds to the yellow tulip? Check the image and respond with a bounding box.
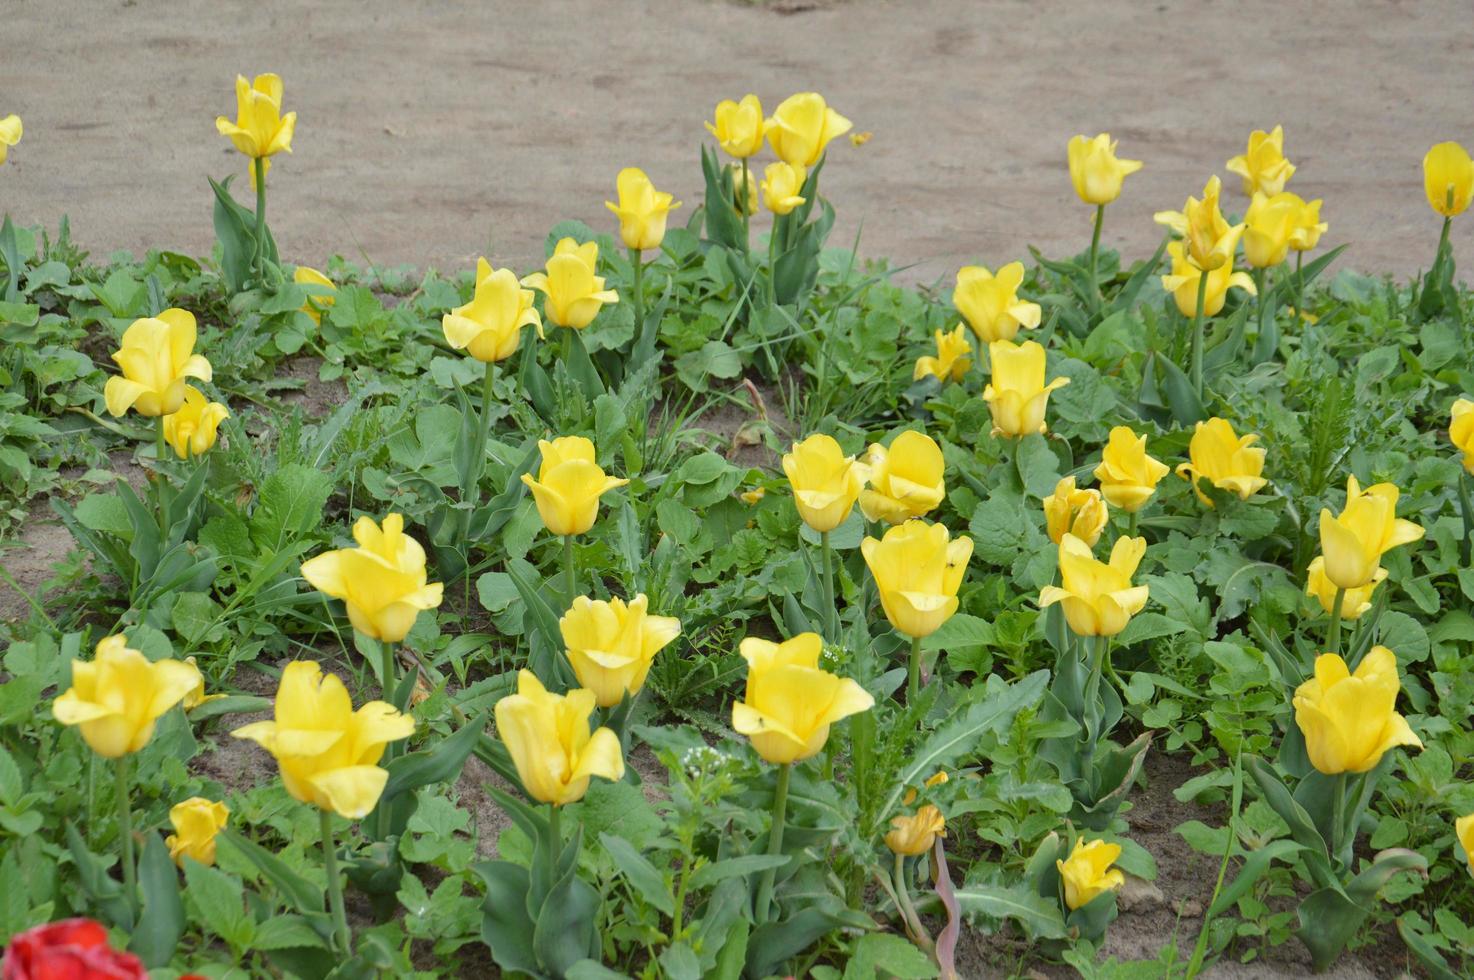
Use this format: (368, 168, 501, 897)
(162, 386, 230, 459)
(1306, 556, 1383, 621)
(1243, 192, 1307, 269)
(913, 325, 972, 383)
(443, 257, 543, 363)
(730, 165, 759, 216)
(982, 339, 1070, 438)
(232, 661, 415, 818)
(521, 238, 619, 330)
(1225, 126, 1296, 197)
(1042, 476, 1108, 548)
(1057, 838, 1125, 910)
(1175, 417, 1268, 505)
(560, 594, 681, 708)
(781, 434, 867, 532)
(1423, 141, 1474, 217)
(52, 635, 202, 758)
(1457, 813, 1474, 876)
(706, 95, 765, 159)
(300, 513, 444, 643)
(861, 520, 972, 639)
(0, 114, 21, 165)
(760, 162, 807, 216)
(1450, 398, 1474, 474)
(1161, 241, 1257, 317)
(520, 436, 629, 537)
(605, 167, 681, 252)
(1066, 133, 1143, 206)
(884, 805, 947, 856)
(765, 92, 852, 169)
(103, 309, 213, 418)
(1154, 175, 1244, 271)
(860, 430, 946, 525)
(1293, 647, 1422, 775)
(1291, 197, 1328, 252)
(494, 669, 624, 806)
(1038, 533, 1149, 638)
(1318, 476, 1425, 591)
(1093, 426, 1170, 513)
(166, 797, 229, 867)
(215, 73, 296, 161)
(733, 633, 873, 764)
(181, 656, 225, 711)
(294, 266, 336, 325)
(953, 262, 1041, 343)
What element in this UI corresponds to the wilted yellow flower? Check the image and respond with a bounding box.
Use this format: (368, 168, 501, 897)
(1154, 175, 1244, 271)
(982, 340, 1070, 438)
(1318, 476, 1425, 590)
(761, 162, 807, 216)
(781, 434, 867, 532)
(953, 262, 1041, 343)
(520, 436, 629, 537)
(1039, 534, 1149, 638)
(1424, 141, 1473, 217)
(166, 797, 229, 867)
(741, 487, 766, 505)
(215, 73, 296, 161)
(443, 257, 543, 363)
(1066, 134, 1143, 206)
(1161, 241, 1257, 317)
(1291, 197, 1328, 252)
(522, 238, 619, 330)
(103, 309, 213, 418)
(903, 770, 951, 806)
(1457, 814, 1474, 875)
(913, 325, 972, 383)
(1242, 192, 1306, 269)
(1057, 838, 1125, 911)
(885, 805, 947, 856)
(233, 662, 414, 819)
(294, 266, 336, 325)
(860, 430, 946, 525)
(605, 167, 681, 252)
(181, 656, 226, 711)
(1043, 476, 1108, 547)
(1293, 647, 1422, 775)
(560, 594, 681, 708)
(862, 520, 973, 639)
(1306, 557, 1383, 620)
(162, 386, 229, 459)
(1093, 426, 1170, 513)
(765, 92, 852, 169)
(495, 669, 624, 806)
(0, 114, 21, 165)
(733, 633, 873, 764)
(1450, 398, 1474, 474)
(850, 131, 873, 147)
(300, 513, 444, 643)
(706, 95, 765, 159)
(1175, 417, 1268, 505)
(52, 635, 201, 759)
(1225, 126, 1296, 197)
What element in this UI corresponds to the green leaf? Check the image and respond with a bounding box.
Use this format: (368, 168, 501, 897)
(598, 833, 673, 916)
(218, 830, 324, 914)
(381, 716, 487, 802)
(687, 853, 789, 891)
(953, 883, 1066, 939)
(253, 913, 331, 951)
(843, 933, 938, 980)
(532, 869, 600, 976)
(249, 463, 333, 554)
(131, 834, 185, 967)
(474, 860, 540, 975)
(183, 857, 254, 951)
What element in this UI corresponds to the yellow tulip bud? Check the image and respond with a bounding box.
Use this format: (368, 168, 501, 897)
(729, 165, 759, 216)
(1066, 133, 1143, 206)
(1056, 838, 1125, 910)
(1175, 417, 1268, 506)
(862, 520, 972, 639)
(1423, 141, 1474, 217)
(52, 635, 202, 759)
(913, 325, 972, 383)
(1039, 534, 1149, 638)
(1457, 813, 1474, 876)
(300, 513, 444, 643)
(294, 266, 336, 325)
(860, 430, 946, 525)
(760, 162, 807, 216)
(1161, 241, 1257, 317)
(765, 92, 852, 169)
(1450, 398, 1474, 474)
(982, 340, 1070, 439)
(1225, 126, 1296, 197)
(706, 95, 765, 159)
(733, 633, 873, 764)
(162, 386, 230, 460)
(884, 805, 947, 856)
(1291, 197, 1328, 252)
(103, 309, 213, 418)
(166, 797, 229, 867)
(521, 238, 619, 330)
(494, 669, 624, 806)
(605, 167, 681, 252)
(1306, 556, 1383, 620)
(1293, 647, 1422, 775)
(443, 257, 543, 363)
(1093, 426, 1170, 513)
(953, 262, 1041, 343)
(1154, 176, 1244, 271)
(781, 434, 867, 532)
(1243, 192, 1306, 269)
(0, 114, 21, 166)
(902, 769, 949, 806)
(1317, 476, 1425, 591)
(233, 662, 415, 818)
(1042, 476, 1108, 548)
(520, 436, 629, 537)
(215, 73, 296, 161)
(560, 594, 681, 708)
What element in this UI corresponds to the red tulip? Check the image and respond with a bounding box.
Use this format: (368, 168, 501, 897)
(2, 918, 146, 979)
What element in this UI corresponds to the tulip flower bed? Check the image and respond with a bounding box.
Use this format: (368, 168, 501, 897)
(3, 81, 1474, 980)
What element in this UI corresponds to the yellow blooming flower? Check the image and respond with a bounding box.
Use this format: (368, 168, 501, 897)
(215, 73, 296, 161)
(1306, 557, 1383, 621)
(1161, 240, 1257, 317)
(294, 266, 335, 325)
(162, 386, 230, 459)
(559, 594, 681, 708)
(913, 325, 972, 383)
(1457, 813, 1474, 876)
(884, 805, 947, 856)
(52, 635, 201, 759)
(732, 633, 873, 765)
(741, 487, 766, 505)
(0, 114, 21, 165)
(1093, 426, 1170, 513)
(1450, 398, 1474, 474)
(1154, 175, 1244, 271)
(706, 95, 765, 159)
(765, 92, 852, 169)
(1175, 417, 1268, 505)
(166, 797, 229, 867)
(860, 430, 946, 525)
(103, 309, 213, 418)
(952, 262, 1041, 343)
(1317, 476, 1425, 590)
(760, 162, 807, 216)
(1066, 133, 1143, 206)
(982, 339, 1070, 438)
(1039, 534, 1149, 638)
(520, 436, 629, 537)
(1225, 126, 1296, 197)
(1291, 197, 1328, 252)
(605, 167, 681, 252)
(1057, 838, 1125, 910)
(1424, 141, 1473, 217)
(443, 257, 543, 363)
(861, 520, 973, 639)
(300, 513, 444, 643)
(494, 669, 624, 806)
(1243, 191, 1307, 269)
(781, 434, 867, 532)
(1293, 647, 1422, 775)
(181, 656, 226, 711)
(521, 238, 619, 330)
(1042, 476, 1108, 548)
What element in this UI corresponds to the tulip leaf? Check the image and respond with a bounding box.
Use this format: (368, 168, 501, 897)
(218, 829, 325, 915)
(508, 557, 575, 690)
(64, 822, 134, 930)
(131, 832, 185, 967)
(686, 853, 789, 891)
(746, 905, 868, 979)
(532, 868, 601, 977)
(1397, 914, 1464, 980)
(1344, 847, 1428, 906)
(598, 832, 674, 917)
(473, 860, 541, 976)
(381, 715, 488, 803)
(1294, 885, 1367, 973)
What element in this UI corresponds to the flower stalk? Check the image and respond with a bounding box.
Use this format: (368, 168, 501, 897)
(319, 808, 351, 955)
(754, 762, 791, 924)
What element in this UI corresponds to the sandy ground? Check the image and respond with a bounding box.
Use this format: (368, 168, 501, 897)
(5, 0, 1474, 284)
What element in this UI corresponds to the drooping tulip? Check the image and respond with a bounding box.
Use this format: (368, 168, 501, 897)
(1242, 192, 1307, 269)
(1042, 476, 1108, 547)
(862, 520, 973, 639)
(521, 238, 619, 330)
(765, 92, 852, 169)
(732, 633, 873, 765)
(443, 257, 543, 362)
(560, 594, 681, 708)
(1057, 838, 1125, 910)
(0, 114, 21, 165)
(300, 513, 444, 643)
(1306, 557, 1383, 621)
(52, 635, 202, 758)
(706, 95, 765, 159)
(102, 309, 213, 418)
(294, 266, 336, 325)
(760, 162, 806, 216)
(859, 430, 946, 525)
(520, 436, 629, 537)
(884, 805, 947, 856)
(1225, 126, 1296, 197)
(162, 386, 230, 459)
(1161, 241, 1257, 317)
(982, 339, 1070, 438)
(1317, 476, 1424, 590)
(781, 434, 867, 532)
(494, 669, 624, 806)
(1449, 398, 1474, 474)
(1423, 141, 1473, 217)
(1154, 175, 1244, 271)
(215, 73, 296, 161)
(913, 325, 972, 383)
(1066, 134, 1143, 205)
(1093, 426, 1170, 513)
(1293, 647, 1422, 775)
(1175, 417, 1268, 505)
(166, 797, 229, 867)
(605, 168, 681, 252)
(952, 262, 1041, 343)
(1038, 534, 1149, 638)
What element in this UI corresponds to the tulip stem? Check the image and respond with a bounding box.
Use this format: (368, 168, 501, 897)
(459, 360, 498, 552)
(252, 156, 268, 283)
(893, 852, 925, 944)
(629, 247, 645, 342)
(1459, 470, 1473, 567)
(155, 415, 171, 536)
(754, 763, 791, 924)
(1327, 587, 1346, 655)
(319, 809, 352, 956)
(1253, 266, 1268, 346)
(1126, 509, 1139, 540)
(381, 640, 399, 705)
(1435, 215, 1453, 276)
(1293, 250, 1306, 321)
(563, 534, 576, 610)
(1189, 266, 1210, 401)
(740, 159, 752, 251)
(115, 756, 136, 905)
(819, 530, 837, 640)
(1329, 772, 1348, 869)
(1087, 204, 1105, 311)
(907, 634, 922, 702)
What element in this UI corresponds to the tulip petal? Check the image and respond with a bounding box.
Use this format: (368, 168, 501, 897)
(309, 765, 390, 819)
